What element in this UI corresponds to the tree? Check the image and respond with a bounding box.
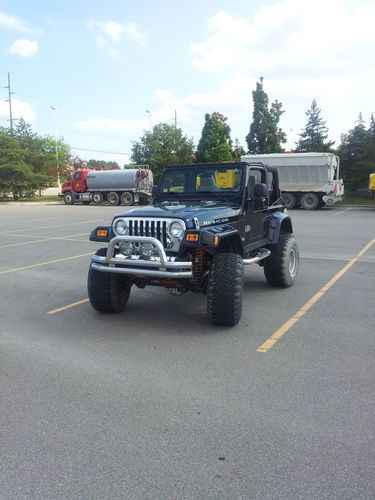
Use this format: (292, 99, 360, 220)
(0, 128, 43, 199)
(88, 159, 120, 170)
(295, 99, 334, 152)
(232, 137, 246, 161)
(337, 113, 374, 192)
(195, 112, 233, 163)
(246, 77, 286, 154)
(131, 123, 195, 180)
(14, 118, 71, 182)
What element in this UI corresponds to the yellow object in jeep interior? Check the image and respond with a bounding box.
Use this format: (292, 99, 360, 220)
(369, 173, 375, 193)
(196, 169, 241, 189)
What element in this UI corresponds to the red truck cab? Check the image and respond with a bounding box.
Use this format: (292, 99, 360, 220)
(62, 169, 90, 195)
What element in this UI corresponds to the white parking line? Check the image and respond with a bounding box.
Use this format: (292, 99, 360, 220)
(2, 219, 100, 234)
(0, 252, 92, 275)
(332, 207, 352, 216)
(0, 217, 56, 227)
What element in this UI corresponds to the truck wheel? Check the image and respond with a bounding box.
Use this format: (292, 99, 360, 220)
(282, 192, 297, 209)
(121, 192, 133, 206)
(207, 253, 244, 326)
(264, 233, 299, 288)
(92, 192, 103, 204)
(88, 249, 131, 313)
(300, 192, 319, 210)
(63, 192, 75, 205)
(108, 192, 120, 205)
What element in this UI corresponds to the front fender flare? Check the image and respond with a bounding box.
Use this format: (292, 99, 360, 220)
(267, 212, 293, 244)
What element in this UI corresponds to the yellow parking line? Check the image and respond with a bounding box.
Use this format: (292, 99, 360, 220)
(0, 233, 88, 248)
(257, 236, 375, 353)
(48, 298, 89, 314)
(0, 252, 92, 275)
(332, 207, 352, 216)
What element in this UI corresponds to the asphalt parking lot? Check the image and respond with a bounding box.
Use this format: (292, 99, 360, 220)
(1, 203, 375, 499)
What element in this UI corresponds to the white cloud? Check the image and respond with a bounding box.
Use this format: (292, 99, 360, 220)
(0, 98, 36, 122)
(87, 20, 145, 48)
(9, 39, 38, 57)
(0, 11, 32, 32)
(191, 1, 375, 76)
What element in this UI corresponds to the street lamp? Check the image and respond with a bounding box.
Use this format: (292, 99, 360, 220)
(50, 105, 60, 188)
(145, 109, 152, 132)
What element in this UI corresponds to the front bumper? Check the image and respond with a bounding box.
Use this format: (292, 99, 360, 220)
(91, 236, 192, 279)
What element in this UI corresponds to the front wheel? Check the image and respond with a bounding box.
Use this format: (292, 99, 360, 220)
(264, 233, 299, 288)
(63, 191, 75, 205)
(92, 192, 103, 204)
(207, 253, 244, 326)
(88, 249, 131, 313)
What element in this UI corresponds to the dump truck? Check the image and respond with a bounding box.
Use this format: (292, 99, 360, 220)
(61, 167, 153, 206)
(241, 152, 344, 209)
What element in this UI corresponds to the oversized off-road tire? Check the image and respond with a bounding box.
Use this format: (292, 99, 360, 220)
(282, 192, 297, 209)
(121, 192, 133, 206)
(88, 249, 131, 313)
(264, 233, 299, 288)
(63, 191, 75, 205)
(108, 191, 120, 205)
(300, 192, 319, 210)
(207, 253, 244, 326)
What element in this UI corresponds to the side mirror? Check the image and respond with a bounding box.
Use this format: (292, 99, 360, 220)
(254, 183, 268, 198)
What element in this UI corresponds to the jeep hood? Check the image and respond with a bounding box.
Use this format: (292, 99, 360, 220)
(115, 201, 242, 229)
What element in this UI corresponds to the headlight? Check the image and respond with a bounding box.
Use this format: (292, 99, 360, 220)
(114, 219, 128, 235)
(169, 221, 184, 239)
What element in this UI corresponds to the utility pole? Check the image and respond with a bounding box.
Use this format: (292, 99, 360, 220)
(4, 73, 14, 133)
(174, 110, 177, 128)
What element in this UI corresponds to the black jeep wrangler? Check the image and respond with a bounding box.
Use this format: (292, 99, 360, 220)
(88, 162, 299, 326)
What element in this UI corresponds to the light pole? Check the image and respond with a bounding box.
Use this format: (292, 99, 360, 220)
(145, 109, 152, 132)
(50, 105, 60, 188)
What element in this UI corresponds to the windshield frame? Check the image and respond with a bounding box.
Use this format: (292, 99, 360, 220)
(154, 163, 246, 204)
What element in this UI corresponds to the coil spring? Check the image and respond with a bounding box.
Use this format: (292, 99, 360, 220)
(192, 249, 204, 288)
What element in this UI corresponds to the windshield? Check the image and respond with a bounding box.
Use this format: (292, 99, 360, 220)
(158, 165, 244, 196)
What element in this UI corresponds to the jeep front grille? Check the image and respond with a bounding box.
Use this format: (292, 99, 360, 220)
(113, 217, 186, 250)
(128, 218, 168, 246)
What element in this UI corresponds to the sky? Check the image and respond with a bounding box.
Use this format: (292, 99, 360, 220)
(1, 0, 375, 166)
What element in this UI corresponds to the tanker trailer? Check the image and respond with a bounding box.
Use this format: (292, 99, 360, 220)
(61, 167, 153, 206)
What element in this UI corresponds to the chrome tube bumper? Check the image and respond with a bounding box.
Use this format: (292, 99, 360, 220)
(91, 236, 192, 279)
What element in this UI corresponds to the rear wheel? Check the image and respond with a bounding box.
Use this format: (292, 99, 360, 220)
(121, 192, 133, 206)
(300, 192, 319, 210)
(282, 192, 297, 209)
(92, 192, 103, 204)
(264, 233, 299, 287)
(108, 191, 120, 205)
(88, 249, 131, 313)
(63, 192, 75, 205)
(207, 253, 244, 326)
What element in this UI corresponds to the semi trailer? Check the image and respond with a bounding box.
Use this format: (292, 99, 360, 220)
(61, 167, 153, 206)
(241, 152, 344, 209)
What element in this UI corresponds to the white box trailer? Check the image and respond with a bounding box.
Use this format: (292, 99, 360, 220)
(241, 152, 344, 209)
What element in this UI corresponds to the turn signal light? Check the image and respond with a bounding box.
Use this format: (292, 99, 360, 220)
(97, 229, 108, 237)
(185, 233, 199, 242)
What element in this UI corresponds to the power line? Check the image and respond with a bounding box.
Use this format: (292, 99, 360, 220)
(71, 146, 131, 155)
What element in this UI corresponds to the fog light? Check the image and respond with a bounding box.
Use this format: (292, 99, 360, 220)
(119, 241, 133, 257)
(165, 236, 174, 249)
(140, 242, 154, 258)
